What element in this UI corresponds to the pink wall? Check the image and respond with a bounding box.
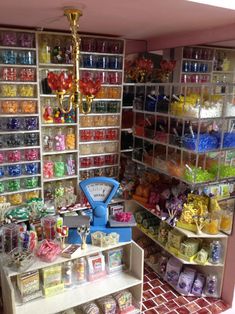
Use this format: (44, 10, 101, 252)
(222, 215, 235, 307)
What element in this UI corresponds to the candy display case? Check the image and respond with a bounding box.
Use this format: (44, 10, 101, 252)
(130, 82, 235, 186)
(1, 241, 143, 314)
(0, 29, 41, 206)
(37, 32, 124, 200)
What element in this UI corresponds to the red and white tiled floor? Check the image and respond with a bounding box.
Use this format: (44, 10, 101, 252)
(142, 264, 230, 314)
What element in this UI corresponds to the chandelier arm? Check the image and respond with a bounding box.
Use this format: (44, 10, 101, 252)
(57, 92, 73, 114)
(80, 95, 94, 114)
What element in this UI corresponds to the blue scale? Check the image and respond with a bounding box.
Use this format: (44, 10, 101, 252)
(68, 177, 132, 243)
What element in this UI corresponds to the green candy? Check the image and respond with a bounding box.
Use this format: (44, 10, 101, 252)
(184, 167, 215, 183)
(25, 177, 38, 189)
(54, 161, 65, 177)
(7, 179, 20, 191)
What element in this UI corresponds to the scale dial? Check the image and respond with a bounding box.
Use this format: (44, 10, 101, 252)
(86, 182, 113, 202)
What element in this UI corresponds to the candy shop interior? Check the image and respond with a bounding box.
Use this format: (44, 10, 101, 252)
(2, 1, 235, 314)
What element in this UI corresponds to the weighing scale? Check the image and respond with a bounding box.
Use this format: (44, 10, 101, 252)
(67, 177, 133, 243)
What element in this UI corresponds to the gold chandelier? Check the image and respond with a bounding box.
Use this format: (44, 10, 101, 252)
(47, 9, 101, 114)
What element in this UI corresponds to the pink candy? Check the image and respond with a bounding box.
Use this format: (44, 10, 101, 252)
(7, 150, 21, 162)
(43, 161, 54, 179)
(55, 134, 65, 151)
(25, 149, 39, 161)
(36, 239, 61, 262)
(115, 212, 132, 222)
(0, 153, 4, 164)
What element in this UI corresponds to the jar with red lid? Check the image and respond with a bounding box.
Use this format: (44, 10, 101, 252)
(7, 150, 21, 163)
(93, 156, 105, 167)
(80, 130, 93, 141)
(93, 129, 105, 141)
(80, 157, 93, 168)
(106, 128, 118, 140)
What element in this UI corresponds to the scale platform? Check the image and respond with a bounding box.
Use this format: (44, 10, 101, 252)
(67, 177, 133, 244)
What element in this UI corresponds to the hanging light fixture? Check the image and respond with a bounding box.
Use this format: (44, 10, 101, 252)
(47, 9, 101, 114)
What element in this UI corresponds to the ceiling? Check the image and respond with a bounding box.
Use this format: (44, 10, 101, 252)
(1, 0, 235, 50)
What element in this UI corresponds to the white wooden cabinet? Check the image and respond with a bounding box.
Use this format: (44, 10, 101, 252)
(1, 241, 143, 314)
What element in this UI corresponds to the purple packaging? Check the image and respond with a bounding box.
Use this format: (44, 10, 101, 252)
(191, 273, 206, 296)
(177, 267, 196, 295)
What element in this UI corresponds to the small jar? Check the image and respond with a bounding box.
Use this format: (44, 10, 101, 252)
(24, 163, 39, 175)
(43, 159, 54, 179)
(19, 68, 35, 82)
(203, 215, 220, 235)
(24, 176, 38, 189)
(54, 182, 65, 197)
(63, 261, 73, 288)
(105, 155, 116, 165)
(1, 84, 17, 97)
(7, 134, 23, 147)
(0, 152, 4, 163)
(93, 115, 106, 127)
(24, 117, 38, 130)
(44, 183, 54, 201)
(18, 85, 34, 97)
(25, 190, 39, 201)
(54, 159, 65, 177)
(79, 144, 92, 155)
(7, 150, 21, 162)
(7, 179, 20, 192)
(93, 129, 105, 141)
(220, 210, 233, 232)
(1, 50, 17, 64)
(7, 164, 22, 177)
(24, 148, 39, 161)
(209, 241, 222, 264)
(205, 274, 218, 297)
(66, 155, 76, 175)
(18, 33, 35, 48)
(80, 115, 94, 127)
(94, 156, 105, 167)
(106, 115, 119, 126)
(1, 67, 17, 81)
(80, 130, 93, 142)
(105, 142, 118, 153)
(106, 128, 118, 140)
(43, 128, 54, 152)
(91, 143, 104, 154)
(65, 128, 76, 150)
(80, 157, 93, 168)
(0, 166, 4, 177)
(54, 128, 65, 151)
(21, 101, 37, 113)
(107, 102, 119, 113)
(1, 31, 17, 46)
(9, 193, 23, 205)
(95, 101, 106, 113)
(0, 182, 5, 193)
(1, 101, 19, 114)
(7, 117, 21, 131)
(24, 133, 39, 146)
(73, 258, 86, 284)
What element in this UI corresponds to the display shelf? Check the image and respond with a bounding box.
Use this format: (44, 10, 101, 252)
(0, 81, 37, 85)
(41, 123, 77, 127)
(79, 67, 122, 72)
(2, 241, 143, 314)
(122, 128, 133, 132)
(80, 140, 119, 144)
(0, 130, 40, 135)
(0, 174, 41, 181)
(0, 187, 42, 196)
(145, 260, 220, 299)
(133, 199, 228, 239)
(38, 63, 73, 68)
(79, 152, 118, 158)
(12, 272, 141, 314)
(136, 224, 224, 267)
(0, 160, 41, 167)
(80, 51, 123, 57)
(0, 64, 37, 68)
(80, 163, 119, 171)
(0, 114, 39, 117)
(79, 126, 119, 130)
(121, 149, 133, 153)
(0, 46, 36, 51)
(0, 146, 40, 152)
(0, 97, 38, 100)
(43, 175, 78, 182)
(42, 150, 78, 156)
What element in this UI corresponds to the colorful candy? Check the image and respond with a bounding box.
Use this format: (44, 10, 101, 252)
(18, 85, 34, 97)
(7, 150, 21, 162)
(21, 101, 37, 113)
(7, 179, 20, 191)
(24, 177, 38, 189)
(66, 155, 76, 175)
(54, 161, 65, 177)
(9, 193, 23, 205)
(1, 85, 17, 97)
(1, 101, 19, 113)
(43, 160, 54, 179)
(65, 128, 76, 149)
(54, 129, 65, 151)
(25, 163, 39, 175)
(8, 164, 22, 176)
(25, 149, 39, 161)
(1, 67, 17, 81)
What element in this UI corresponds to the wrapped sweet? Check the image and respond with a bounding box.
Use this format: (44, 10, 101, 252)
(113, 290, 132, 311)
(81, 302, 100, 314)
(205, 274, 218, 297)
(191, 273, 206, 296)
(97, 296, 116, 314)
(177, 267, 196, 295)
(184, 166, 215, 183)
(164, 257, 182, 286)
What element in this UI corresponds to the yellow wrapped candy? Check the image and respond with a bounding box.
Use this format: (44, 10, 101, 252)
(25, 190, 39, 200)
(66, 128, 76, 150)
(18, 85, 34, 97)
(0, 196, 7, 203)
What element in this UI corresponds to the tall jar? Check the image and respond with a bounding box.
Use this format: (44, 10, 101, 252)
(66, 128, 76, 150)
(54, 128, 65, 151)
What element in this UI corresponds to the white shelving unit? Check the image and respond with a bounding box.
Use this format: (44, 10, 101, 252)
(1, 241, 144, 314)
(0, 29, 42, 204)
